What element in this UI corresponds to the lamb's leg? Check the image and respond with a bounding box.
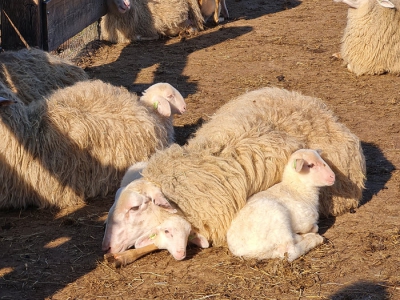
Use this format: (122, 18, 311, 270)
(104, 244, 159, 268)
(287, 233, 324, 262)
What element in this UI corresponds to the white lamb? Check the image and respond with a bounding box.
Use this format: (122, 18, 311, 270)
(335, 0, 400, 75)
(227, 149, 335, 262)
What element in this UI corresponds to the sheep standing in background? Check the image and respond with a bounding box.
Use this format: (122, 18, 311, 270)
(101, 0, 204, 43)
(335, 0, 400, 75)
(0, 48, 88, 104)
(187, 87, 366, 217)
(227, 149, 335, 262)
(0, 80, 186, 209)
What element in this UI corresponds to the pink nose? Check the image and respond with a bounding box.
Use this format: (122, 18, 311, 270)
(174, 250, 186, 260)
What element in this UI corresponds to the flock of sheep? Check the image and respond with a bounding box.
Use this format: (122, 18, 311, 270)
(0, 0, 398, 267)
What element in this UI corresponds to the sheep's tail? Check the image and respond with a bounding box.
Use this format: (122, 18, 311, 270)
(187, 0, 204, 31)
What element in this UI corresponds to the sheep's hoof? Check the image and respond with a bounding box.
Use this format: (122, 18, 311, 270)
(104, 253, 124, 268)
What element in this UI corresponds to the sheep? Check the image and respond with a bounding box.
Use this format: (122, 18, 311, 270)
(0, 48, 89, 105)
(102, 172, 209, 266)
(0, 80, 186, 209)
(198, 0, 229, 24)
(334, 0, 400, 75)
(101, 0, 204, 43)
(186, 87, 366, 217)
(102, 87, 364, 261)
(227, 149, 335, 262)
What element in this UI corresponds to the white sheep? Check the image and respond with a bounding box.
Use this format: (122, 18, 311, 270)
(198, 0, 229, 23)
(0, 48, 88, 105)
(0, 80, 186, 209)
(101, 0, 204, 43)
(102, 87, 364, 263)
(187, 87, 366, 217)
(335, 0, 400, 75)
(227, 149, 335, 262)
(103, 165, 209, 266)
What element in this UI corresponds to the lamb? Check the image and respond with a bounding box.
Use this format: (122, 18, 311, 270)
(101, 0, 204, 43)
(0, 48, 89, 105)
(198, 0, 229, 23)
(0, 80, 186, 209)
(227, 149, 335, 262)
(103, 169, 209, 266)
(334, 0, 400, 75)
(186, 87, 366, 217)
(102, 87, 364, 262)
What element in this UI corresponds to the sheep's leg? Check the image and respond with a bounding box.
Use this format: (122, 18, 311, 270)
(104, 244, 159, 268)
(287, 233, 324, 262)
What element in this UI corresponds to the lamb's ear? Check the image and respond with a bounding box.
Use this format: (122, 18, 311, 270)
(152, 95, 171, 117)
(293, 158, 305, 173)
(377, 0, 395, 8)
(135, 229, 158, 249)
(189, 231, 209, 248)
(315, 149, 323, 155)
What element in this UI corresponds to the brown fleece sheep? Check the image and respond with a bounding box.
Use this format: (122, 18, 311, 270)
(0, 48, 89, 105)
(0, 80, 185, 209)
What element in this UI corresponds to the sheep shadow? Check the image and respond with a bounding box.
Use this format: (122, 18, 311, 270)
(328, 280, 390, 300)
(84, 25, 253, 97)
(359, 141, 395, 206)
(319, 141, 394, 235)
(226, 0, 301, 22)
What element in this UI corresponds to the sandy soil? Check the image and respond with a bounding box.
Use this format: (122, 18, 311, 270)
(1, 0, 399, 299)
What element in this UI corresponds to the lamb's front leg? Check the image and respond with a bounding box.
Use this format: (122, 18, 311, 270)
(287, 233, 324, 262)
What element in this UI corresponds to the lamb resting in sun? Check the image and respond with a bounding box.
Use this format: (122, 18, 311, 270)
(227, 149, 335, 262)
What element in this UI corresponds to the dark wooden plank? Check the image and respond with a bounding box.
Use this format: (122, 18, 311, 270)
(1, 0, 43, 50)
(43, 0, 107, 51)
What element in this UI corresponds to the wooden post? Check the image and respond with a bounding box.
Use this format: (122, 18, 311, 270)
(1, 0, 43, 50)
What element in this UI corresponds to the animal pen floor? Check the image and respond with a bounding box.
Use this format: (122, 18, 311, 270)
(1, 0, 399, 299)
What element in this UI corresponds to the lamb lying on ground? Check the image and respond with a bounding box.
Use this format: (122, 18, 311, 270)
(103, 162, 209, 266)
(0, 48, 88, 104)
(227, 149, 335, 262)
(101, 0, 204, 43)
(334, 0, 400, 75)
(0, 80, 186, 209)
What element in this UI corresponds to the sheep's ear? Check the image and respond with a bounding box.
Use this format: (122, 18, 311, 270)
(151, 196, 177, 213)
(377, 0, 395, 8)
(152, 95, 172, 117)
(135, 229, 157, 249)
(293, 158, 305, 172)
(0, 97, 15, 106)
(189, 231, 209, 248)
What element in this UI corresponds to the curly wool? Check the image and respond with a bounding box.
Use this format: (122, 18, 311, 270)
(0, 80, 171, 209)
(340, 0, 400, 75)
(0, 48, 88, 104)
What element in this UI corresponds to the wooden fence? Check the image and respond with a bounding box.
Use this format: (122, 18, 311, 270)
(0, 0, 107, 51)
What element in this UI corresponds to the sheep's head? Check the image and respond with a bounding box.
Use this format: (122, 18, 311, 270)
(141, 83, 187, 117)
(102, 179, 176, 253)
(106, 0, 131, 14)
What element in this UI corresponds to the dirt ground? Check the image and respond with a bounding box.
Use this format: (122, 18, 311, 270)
(1, 0, 399, 299)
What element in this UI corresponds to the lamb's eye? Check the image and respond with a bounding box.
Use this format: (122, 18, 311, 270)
(307, 163, 315, 168)
(130, 206, 140, 211)
(165, 229, 169, 234)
